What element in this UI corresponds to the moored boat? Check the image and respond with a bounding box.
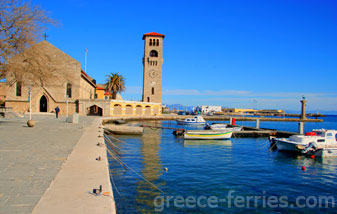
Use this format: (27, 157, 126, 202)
(184, 130, 233, 140)
(271, 129, 337, 157)
(176, 115, 206, 125)
(205, 123, 243, 132)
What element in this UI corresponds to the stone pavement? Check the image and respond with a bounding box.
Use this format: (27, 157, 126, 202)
(32, 117, 115, 214)
(0, 114, 95, 214)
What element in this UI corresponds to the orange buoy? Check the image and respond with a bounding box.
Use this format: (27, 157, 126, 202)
(302, 166, 306, 171)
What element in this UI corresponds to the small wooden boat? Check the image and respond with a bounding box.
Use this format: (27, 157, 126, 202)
(112, 119, 127, 125)
(184, 130, 233, 140)
(205, 123, 243, 131)
(176, 116, 206, 125)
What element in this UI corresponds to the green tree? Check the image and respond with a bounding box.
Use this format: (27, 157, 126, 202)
(105, 72, 125, 99)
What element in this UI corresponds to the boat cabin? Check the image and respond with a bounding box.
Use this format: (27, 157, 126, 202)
(312, 129, 337, 141)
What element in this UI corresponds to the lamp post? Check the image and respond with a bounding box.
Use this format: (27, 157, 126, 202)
(27, 85, 35, 127)
(66, 95, 69, 119)
(28, 85, 32, 120)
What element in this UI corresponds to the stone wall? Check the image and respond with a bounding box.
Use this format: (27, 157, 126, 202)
(0, 82, 5, 103)
(4, 41, 95, 114)
(79, 76, 95, 99)
(77, 99, 111, 116)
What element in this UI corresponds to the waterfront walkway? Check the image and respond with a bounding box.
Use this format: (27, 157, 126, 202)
(0, 114, 115, 214)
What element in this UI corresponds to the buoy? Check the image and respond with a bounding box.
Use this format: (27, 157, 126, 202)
(302, 166, 306, 171)
(164, 167, 168, 172)
(310, 155, 315, 159)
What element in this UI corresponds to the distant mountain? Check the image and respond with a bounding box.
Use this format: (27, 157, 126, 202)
(164, 104, 194, 111)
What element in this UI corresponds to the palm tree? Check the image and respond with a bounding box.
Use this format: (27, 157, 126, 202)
(105, 72, 125, 99)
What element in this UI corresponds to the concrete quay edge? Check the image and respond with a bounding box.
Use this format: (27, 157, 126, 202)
(32, 118, 116, 214)
(102, 115, 323, 123)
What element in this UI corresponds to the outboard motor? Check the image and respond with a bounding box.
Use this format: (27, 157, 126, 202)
(301, 142, 318, 154)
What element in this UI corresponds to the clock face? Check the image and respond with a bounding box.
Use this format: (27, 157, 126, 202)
(149, 70, 158, 78)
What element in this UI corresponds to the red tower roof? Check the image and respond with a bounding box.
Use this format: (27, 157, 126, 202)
(142, 32, 165, 40)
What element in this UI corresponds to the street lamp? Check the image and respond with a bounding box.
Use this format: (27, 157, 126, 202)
(27, 85, 35, 127)
(28, 85, 32, 120)
(66, 94, 69, 119)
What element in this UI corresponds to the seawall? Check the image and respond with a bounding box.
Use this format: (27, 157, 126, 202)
(32, 118, 115, 214)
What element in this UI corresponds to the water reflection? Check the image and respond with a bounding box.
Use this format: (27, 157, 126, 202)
(136, 123, 166, 213)
(183, 139, 232, 147)
(273, 151, 337, 174)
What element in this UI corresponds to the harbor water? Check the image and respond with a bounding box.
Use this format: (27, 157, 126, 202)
(106, 116, 337, 213)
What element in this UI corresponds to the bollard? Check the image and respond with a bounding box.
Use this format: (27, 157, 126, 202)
(232, 118, 236, 126)
(256, 119, 260, 129)
(82, 121, 86, 129)
(298, 122, 304, 134)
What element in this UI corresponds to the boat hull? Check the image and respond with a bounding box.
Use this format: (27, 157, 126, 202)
(275, 139, 337, 157)
(176, 120, 206, 125)
(184, 131, 232, 140)
(274, 139, 306, 152)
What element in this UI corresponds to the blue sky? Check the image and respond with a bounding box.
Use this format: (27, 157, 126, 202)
(32, 0, 337, 112)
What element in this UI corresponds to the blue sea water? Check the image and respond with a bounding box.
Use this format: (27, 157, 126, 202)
(106, 116, 337, 213)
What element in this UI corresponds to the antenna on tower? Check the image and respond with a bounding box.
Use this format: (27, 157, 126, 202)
(85, 48, 88, 73)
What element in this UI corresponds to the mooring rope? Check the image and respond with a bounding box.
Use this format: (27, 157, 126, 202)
(104, 135, 166, 195)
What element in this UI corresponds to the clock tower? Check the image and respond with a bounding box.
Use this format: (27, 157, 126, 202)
(142, 32, 165, 103)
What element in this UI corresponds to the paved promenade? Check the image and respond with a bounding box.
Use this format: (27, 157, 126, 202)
(0, 114, 115, 214)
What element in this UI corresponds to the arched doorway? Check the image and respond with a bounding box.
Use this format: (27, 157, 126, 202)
(40, 95, 48, 112)
(125, 105, 133, 115)
(88, 105, 103, 116)
(145, 106, 151, 115)
(113, 104, 122, 115)
(136, 105, 142, 115)
(153, 107, 159, 115)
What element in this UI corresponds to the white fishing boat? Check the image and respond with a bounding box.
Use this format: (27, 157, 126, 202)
(205, 123, 243, 132)
(176, 115, 206, 125)
(271, 129, 337, 157)
(184, 130, 233, 140)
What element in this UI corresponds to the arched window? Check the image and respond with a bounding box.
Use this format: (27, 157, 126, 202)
(152, 87, 154, 95)
(147, 97, 150, 102)
(150, 50, 158, 57)
(66, 83, 72, 98)
(156, 39, 159, 46)
(16, 82, 22, 97)
(149, 39, 152, 46)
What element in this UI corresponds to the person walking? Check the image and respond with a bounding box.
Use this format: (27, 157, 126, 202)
(55, 106, 60, 118)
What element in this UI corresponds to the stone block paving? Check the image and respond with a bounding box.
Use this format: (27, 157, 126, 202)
(0, 114, 95, 214)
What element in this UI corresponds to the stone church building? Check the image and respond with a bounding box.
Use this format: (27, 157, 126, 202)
(5, 41, 96, 115)
(4, 32, 164, 117)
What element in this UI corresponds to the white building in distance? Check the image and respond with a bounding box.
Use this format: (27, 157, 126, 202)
(200, 106, 222, 113)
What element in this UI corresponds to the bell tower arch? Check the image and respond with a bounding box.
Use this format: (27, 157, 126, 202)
(142, 32, 165, 103)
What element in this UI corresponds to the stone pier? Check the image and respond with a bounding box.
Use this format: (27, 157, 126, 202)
(0, 114, 115, 214)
